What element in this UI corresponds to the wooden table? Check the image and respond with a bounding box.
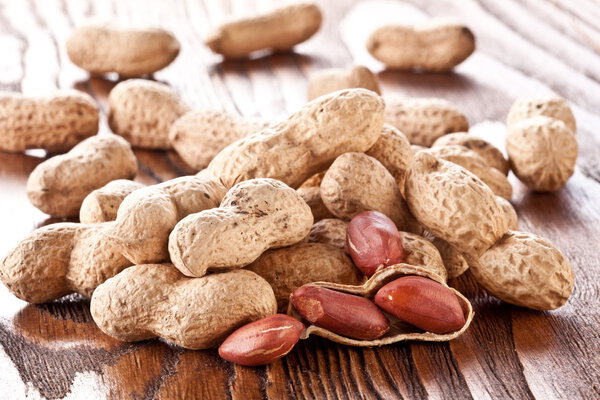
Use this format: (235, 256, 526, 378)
(1, 0, 599, 399)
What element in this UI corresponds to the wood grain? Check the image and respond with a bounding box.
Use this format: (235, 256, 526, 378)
(1, 0, 599, 399)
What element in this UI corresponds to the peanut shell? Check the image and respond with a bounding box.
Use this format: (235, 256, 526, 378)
(468, 231, 574, 310)
(432, 132, 509, 175)
(108, 79, 190, 149)
(307, 218, 348, 249)
(67, 24, 180, 76)
(91, 266, 277, 349)
(80, 179, 145, 224)
(169, 110, 268, 171)
(0, 90, 98, 153)
(321, 152, 419, 233)
(367, 20, 475, 72)
(308, 65, 380, 100)
(400, 231, 447, 282)
(287, 264, 474, 346)
(27, 135, 138, 217)
(506, 116, 577, 192)
(404, 151, 508, 257)
(169, 178, 313, 277)
(297, 186, 335, 222)
(206, 89, 384, 189)
(496, 196, 518, 230)
(247, 242, 363, 312)
(507, 95, 576, 133)
(427, 145, 512, 200)
(366, 124, 413, 190)
(205, 3, 322, 58)
(384, 96, 469, 146)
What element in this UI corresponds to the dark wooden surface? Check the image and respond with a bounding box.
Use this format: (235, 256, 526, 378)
(1, 0, 600, 399)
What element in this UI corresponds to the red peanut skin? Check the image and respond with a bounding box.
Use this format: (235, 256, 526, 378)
(291, 285, 390, 340)
(374, 276, 465, 334)
(346, 211, 405, 277)
(218, 314, 305, 366)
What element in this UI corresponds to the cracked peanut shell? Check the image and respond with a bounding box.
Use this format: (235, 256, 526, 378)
(288, 264, 473, 346)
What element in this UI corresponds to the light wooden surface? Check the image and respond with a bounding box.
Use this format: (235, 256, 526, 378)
(0, 0, 599, 399)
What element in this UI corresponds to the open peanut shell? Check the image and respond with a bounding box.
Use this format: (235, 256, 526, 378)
(287, 263, 474, 347)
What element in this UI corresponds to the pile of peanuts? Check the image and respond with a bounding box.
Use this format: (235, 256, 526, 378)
(0, 2, 576, 367)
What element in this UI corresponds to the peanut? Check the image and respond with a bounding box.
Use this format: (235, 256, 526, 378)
(307, 65, 380, 100)
(2, 175, 226, 302)
(384, 96, 469, 146)
(0, 90, 98, 153)
(365, 124, 413, 190)
(506, 116, 577, 191)
(468, 231, 574, 310)
(297, 186, 335, 222)
(247, 242, 363, 312)
(289, 264, 474, 346)
(91, 266, 277, 349)
(27, 135, 137, 217)
(411, 144, 427, 153)
(205, 88, 384, 189)
(291, 285, 390, 340)
(367, 20, 475, 72)
(374, 275, 465, 334)
(107, 175, 227, 264)
(432, 132, 509, 175)
(108, 79, 190, 149)
(427, 145, 512, 200)
(307, 218, 348, 249)
(404, 151, 508, 257)
(219, 314, 305, 366)
(169, 110, 268, 171)
(496, 196, 518, 230)
(205, 3, 322, 59)
(80, 179, 145, 224)
(299, 171, 326, 188)
(431, 237, 469, 279)
(399, 231, 447, 282)
(0, 222, 130, 303)
(67, 24, 180, 76)
(320, 152, 419, 232)
(507, 95, 576, 133)
(346, 211, 405, 277)
(169, 178, 313, 277)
